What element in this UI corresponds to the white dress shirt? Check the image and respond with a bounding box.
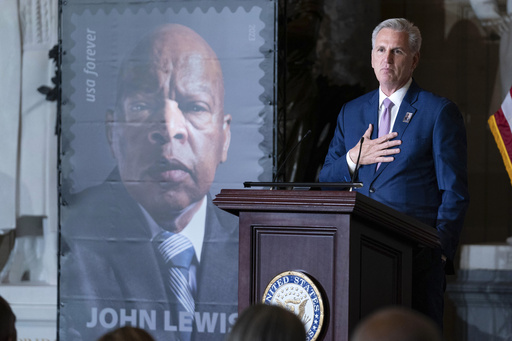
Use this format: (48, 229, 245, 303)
(347, 78, 413, 173)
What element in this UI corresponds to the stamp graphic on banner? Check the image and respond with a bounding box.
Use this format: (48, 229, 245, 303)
(262, 271, 324, 341)
(59, 3, 275, 340)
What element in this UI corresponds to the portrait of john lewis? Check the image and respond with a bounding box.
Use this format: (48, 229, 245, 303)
(60, 23, 239, 341)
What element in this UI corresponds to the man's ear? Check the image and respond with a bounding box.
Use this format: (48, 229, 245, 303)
(106, 109, 116, 158)
(412, 51, 420, 70)
(221, 114, 232, 163)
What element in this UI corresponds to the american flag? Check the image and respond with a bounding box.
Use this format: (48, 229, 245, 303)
(488, 86, 512, 185)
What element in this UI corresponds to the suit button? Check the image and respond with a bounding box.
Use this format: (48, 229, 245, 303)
(369, 188, 375, 193)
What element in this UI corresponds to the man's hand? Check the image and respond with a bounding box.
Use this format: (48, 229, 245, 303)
(348, 124, 402, 165)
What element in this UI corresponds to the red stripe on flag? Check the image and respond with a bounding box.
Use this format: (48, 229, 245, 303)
(488, 85, 512, 185)
(493, 109, 512, 160)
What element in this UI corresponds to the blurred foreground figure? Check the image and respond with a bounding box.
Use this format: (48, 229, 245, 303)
(0, 296, 17, 341)
(226, 304, 306, 341)
(97, 326, 155, 341)
(350, 306, 443, 341)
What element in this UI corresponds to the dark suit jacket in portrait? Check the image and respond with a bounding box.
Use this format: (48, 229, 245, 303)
(59, 169, 239, 341)
(319, 80, 470, 266)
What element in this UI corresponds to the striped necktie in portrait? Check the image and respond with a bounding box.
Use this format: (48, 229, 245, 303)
(156, 230, 197, 340)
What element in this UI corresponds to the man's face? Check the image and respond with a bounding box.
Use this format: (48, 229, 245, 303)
(108, 25, 231, 222)
(371, 28, 419, 95)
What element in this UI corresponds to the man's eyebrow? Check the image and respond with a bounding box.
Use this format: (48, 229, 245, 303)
(122, 84, 163, 98)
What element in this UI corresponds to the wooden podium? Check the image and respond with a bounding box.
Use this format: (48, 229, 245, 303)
(213, 189, 439, 341)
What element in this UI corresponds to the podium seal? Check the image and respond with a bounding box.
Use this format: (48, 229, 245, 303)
(262, 270, 324, 341)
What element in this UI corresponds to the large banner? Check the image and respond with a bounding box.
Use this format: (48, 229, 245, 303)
(58, 1, 275, 340)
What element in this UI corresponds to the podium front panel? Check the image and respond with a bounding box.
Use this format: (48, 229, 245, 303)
(213, 189, 433, 341)
(239, 211, 349, 341)
(238, 211, 413, 341)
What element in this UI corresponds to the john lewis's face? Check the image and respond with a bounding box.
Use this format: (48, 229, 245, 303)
(108, 24, 231, 224)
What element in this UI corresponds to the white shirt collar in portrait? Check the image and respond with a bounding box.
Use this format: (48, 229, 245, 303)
(142, 196, 207, 262)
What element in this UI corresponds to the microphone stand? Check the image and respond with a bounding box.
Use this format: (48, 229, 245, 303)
(272, 130, 311, 183)
(243, 133, 364, 191)
(349, 137, 364, 192)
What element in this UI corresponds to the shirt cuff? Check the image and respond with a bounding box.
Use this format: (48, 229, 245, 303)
(346, 153, 356, 174)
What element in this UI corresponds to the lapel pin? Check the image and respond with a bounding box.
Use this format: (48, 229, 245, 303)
(403, 112, 413, 123)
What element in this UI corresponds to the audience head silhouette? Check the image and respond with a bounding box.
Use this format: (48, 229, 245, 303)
(0, 296, 16, 341)
(96, 326, 155, 341)
(226, 303, 306, 341)
(350, 306, 443, 341)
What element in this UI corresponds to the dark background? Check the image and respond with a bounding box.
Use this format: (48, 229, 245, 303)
(275, 0, 512, 337)
(277, 0, 511, 251)
(1, 1, 511, 340)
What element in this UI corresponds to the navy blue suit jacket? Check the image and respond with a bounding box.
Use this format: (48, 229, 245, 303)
(319, 80, 469, 262)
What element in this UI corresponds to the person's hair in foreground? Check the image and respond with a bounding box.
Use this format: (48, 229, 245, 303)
(96, 326, 155, 341)
(226, 303, 306, 341)
(350, 306, 443, 341)
(0, 296, 16, 341)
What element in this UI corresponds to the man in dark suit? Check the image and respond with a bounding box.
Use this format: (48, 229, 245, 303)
(60, 23, 238, 341)
(319, 18, 469, 329)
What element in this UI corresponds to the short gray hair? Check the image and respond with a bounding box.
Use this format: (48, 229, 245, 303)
(371, 18, 422, 54)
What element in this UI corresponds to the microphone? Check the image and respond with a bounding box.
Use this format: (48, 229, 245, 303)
(349, 137, 364, 191)
(273, 130, 312, 182)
